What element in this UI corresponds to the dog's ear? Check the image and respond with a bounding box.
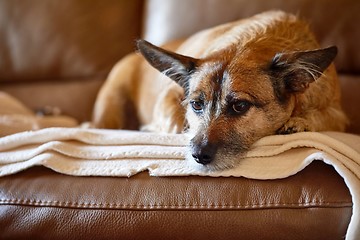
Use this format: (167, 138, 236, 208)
(136, 39, 198, 90)
(270, 46, 337, 93)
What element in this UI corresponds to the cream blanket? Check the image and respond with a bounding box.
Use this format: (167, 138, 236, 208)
(0, 92, 359, 239)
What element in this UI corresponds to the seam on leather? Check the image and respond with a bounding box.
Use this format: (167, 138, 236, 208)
(0, 198, 352, 210)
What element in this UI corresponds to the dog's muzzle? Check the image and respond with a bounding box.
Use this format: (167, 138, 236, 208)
(190, 139, 218, 165)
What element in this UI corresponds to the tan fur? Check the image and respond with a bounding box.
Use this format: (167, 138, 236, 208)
(92, 11, 348, 170)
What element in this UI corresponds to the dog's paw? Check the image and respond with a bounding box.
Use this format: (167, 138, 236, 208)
(277, 117, 314, 134)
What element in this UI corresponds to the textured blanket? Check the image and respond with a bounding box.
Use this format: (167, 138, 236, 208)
(0, 127, 359, 239)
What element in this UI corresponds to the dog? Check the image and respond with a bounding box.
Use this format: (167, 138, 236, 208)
(92, 11, 348, 170)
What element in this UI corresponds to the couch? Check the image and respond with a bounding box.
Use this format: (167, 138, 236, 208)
(0, 0, 359, 239)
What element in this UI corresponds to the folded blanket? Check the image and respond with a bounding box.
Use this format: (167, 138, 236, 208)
(0, 127, 359, 239)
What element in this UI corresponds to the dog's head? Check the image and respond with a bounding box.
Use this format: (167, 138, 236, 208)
(137, 39, 337, 170)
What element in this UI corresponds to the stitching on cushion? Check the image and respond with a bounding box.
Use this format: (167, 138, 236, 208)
(0, 198, 353, 210)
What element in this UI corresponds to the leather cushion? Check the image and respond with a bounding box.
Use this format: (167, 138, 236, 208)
(0, 161, 352, 239)
(0, 0, 143, 82)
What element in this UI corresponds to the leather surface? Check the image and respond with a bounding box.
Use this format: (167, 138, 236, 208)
(0, 162, 352, 239)
(0, 0, 143, 82)
(339, 75, 360, 134)
(0, 0, 143, 121)
(1, 77, 103, 122)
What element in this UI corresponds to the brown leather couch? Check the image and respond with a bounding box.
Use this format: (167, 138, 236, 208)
(0, 0, 359, 239)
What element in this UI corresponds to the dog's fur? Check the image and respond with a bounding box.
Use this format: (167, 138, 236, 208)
(92, 11, 348, 170)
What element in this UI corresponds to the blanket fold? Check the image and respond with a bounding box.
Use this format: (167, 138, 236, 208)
(0, 127, 359, 240)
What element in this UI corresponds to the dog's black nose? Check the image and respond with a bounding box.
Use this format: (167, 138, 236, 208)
(191, 142, 217, 165)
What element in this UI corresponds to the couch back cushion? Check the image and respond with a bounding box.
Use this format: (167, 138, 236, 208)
(0, 0, 143, 82)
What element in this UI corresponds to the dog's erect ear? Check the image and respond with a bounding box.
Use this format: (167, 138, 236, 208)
(136, 39, 198, 89)
(270, 46, 337, 93)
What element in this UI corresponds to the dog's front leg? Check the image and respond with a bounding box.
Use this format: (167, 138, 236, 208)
(141, 83, 186, 134)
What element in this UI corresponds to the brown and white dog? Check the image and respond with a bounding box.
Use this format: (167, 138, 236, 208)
(92, 11, 348, 170)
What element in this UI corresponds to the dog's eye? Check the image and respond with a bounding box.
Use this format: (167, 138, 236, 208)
(232, 101, 251, 114)
(190, 100, 203, 113)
